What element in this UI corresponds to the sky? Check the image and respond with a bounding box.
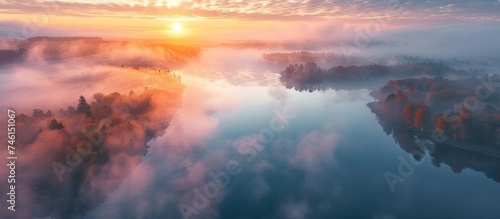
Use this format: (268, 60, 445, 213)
(2, 2, 500, 219)
(1, 0, 500, 42)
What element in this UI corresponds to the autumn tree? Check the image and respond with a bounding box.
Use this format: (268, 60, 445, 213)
(415, 101, 428, 109)
(396, 90, 406, 102)
(401, 102, 415, 124)
(408, 86, 415, 96)
(76, 95, 92, 117)
(414, 108, 428, 131)
(394, 89, 408, 113)
(434, 116, 446, 138)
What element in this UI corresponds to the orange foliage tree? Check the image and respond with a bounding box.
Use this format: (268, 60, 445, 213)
(414, 108, 428, 131)
(434, 116, 446, 138)
(401, 102, 415, 124)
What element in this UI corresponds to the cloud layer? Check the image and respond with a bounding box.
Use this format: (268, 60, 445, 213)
(1, 0, 499, 22)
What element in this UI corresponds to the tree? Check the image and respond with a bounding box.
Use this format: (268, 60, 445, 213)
(48, 118, 64, 130)
(415, 101, 428, 109)
(93, 93, 104, 103)
(76, 95, 92, 117)
(385, 93, 396, 102)
(414, 108, 428, 131)
(66, 106, 76, 116)
(434, 116, 446, 138)
(383, 93, 396, 113)
(408, 86, 415, 96)
(396, 90, 406, 102)
(453, 123, 468, 142)
(45, 110, 53, 117)
(480, 123, 491, 144)
(401, 102, 415, 124)
(32, 108, 45, 118)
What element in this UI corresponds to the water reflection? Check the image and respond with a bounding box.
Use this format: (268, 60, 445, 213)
(370, 104, 500, 183)
(25, 75, 500, 219)
(3, 46, 500, 219)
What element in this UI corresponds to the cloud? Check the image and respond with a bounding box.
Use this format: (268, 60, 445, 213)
(3, 1, 500, 47)
(366, 22, 500, 59)
(323, 89, 373, 105)
(280, 201, 310, 219)
(0, 39, 202, 218)
(0, 0, 499, 22)
(153, 84, 241, 160)
(0, 40, 199, 112)
(249, 177, 271, 201)
(83, 82, 242, 219)
(373, 213, 398, 219)
(289, 129, 338, 172)
(0, 85, 188, 218)
(268, 86, 290, 104)
(178, 48, 282, 86)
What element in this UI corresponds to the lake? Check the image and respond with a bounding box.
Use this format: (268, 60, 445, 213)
(85, 48, 500, 219)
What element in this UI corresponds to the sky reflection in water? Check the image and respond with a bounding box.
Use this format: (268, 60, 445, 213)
(87, 49, 500, 218)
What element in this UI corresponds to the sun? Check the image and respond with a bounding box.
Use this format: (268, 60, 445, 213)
(172, 23, 182, 32)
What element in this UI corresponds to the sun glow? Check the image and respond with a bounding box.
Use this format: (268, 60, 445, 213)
(172, 23, 182, 32)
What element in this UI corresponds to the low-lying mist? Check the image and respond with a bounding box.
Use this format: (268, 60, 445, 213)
(0, 39, 201, 112)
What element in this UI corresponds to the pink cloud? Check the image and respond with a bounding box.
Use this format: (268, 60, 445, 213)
(280, 201, 310, 219)
(290, 129, 338, 171)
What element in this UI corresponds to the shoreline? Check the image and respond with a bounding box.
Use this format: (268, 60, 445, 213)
(367, 101, 500, 159)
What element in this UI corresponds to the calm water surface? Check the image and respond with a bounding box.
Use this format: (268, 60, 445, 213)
(88, 48, 500, 219)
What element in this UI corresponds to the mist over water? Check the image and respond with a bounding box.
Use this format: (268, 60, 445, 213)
(1, 0, 500, 218)
(1, 41, 500, 219)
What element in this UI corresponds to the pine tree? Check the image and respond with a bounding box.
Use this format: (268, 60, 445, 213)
(48, 118, 64, 130)
(32, 108, 45, 118)
(76, 95, 92, 117)
(45, 110, 53, 117)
